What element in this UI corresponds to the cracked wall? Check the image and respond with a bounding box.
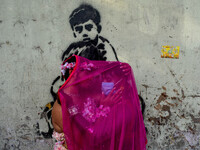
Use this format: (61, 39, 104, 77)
(0, 0, 199, 149)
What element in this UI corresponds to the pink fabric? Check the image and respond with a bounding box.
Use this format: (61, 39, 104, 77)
(58, 55, 147, 150)
(52, 131, 68, 150)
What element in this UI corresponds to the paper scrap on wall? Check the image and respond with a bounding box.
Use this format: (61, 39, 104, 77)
(161, 46, 179, 59)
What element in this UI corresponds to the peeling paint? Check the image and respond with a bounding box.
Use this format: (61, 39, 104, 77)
(156, 92, 168, 104)
(190, 114, 200, 124)
(0, 1, 200, 149)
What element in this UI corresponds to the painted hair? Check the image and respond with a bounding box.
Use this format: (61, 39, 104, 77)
(69, 4, 101, 33)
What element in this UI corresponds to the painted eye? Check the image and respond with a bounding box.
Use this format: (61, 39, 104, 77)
(75, 26, 83, 33)
(85, 24, 93, 31)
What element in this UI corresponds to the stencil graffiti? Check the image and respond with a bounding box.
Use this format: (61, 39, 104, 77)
(62, 4, 118, 61)
(39, 4, 146, 139)
(40, 4, 119, 138)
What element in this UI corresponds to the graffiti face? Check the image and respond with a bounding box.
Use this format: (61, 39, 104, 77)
(73, 20, 98, 42)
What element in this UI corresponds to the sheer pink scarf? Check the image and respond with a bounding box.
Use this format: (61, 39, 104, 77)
(58, 55, 147, 150)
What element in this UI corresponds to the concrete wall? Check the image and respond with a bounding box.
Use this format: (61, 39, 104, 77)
(0, 0, 199, 149)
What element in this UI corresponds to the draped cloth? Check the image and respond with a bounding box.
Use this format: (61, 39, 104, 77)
(58, 55, 147, 150)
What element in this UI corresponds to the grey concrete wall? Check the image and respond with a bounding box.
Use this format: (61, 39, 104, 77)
(0, 0, 199, 149)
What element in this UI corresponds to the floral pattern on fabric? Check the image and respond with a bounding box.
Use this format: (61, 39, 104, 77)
(52, 131, 68, 150)
(82, 98, 110, 123)
(60, 62, 76, 76)
(81, 62, 95, 71)
(68, 105, 78, 116)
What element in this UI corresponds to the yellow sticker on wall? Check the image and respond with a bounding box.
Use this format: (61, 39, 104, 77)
(161, 46, 179, 59)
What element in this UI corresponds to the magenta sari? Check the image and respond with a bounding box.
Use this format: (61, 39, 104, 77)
(58, 55, 147, 150)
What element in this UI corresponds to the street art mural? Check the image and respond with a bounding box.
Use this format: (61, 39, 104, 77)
(39, 3, 120, 139)
(38, 3, 146, 139)
(62, 4, 118, 61)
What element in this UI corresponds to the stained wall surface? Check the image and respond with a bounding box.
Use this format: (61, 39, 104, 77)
(0, 0, 200, 149)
